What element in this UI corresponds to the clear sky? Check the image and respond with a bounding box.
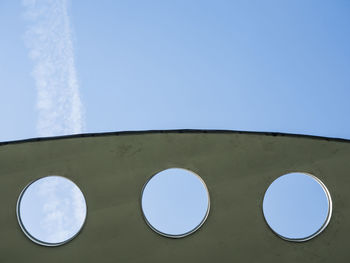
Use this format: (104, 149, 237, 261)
(1, 0, 350, 142)
(263, 172, 330, 240)
(142, 168, 209, 237)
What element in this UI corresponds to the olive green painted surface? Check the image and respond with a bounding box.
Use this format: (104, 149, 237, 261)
(0, 131, 349, 262)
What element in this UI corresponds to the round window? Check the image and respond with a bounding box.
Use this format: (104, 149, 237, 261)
(141, 168, 210, 238)
(263, 172, 332, 241)
(17, 176, 87, 246)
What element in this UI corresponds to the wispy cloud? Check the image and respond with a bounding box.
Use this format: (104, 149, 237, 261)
(37, 176, 86, 243)
(23, 0, 84, 137)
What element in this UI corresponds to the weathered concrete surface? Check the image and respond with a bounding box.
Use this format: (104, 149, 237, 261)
(0, 130, 349, 263)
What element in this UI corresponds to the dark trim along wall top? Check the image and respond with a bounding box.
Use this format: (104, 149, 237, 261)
(1, 129, 350, 146)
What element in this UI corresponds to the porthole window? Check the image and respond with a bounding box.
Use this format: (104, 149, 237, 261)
(17, 176, 87, 246)
(263, 172, 332, 241)
(141, 168, 210, 238)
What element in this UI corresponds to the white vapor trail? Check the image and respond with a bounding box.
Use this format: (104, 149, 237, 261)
(23, 0, 84, 137)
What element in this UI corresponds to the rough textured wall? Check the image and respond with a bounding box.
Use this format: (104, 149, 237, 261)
(0, 131, 349, 263)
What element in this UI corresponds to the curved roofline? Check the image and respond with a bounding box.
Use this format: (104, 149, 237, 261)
(1, 129, 350, 146)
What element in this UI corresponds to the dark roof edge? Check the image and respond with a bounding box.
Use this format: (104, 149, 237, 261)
(1, 129, 350, 146)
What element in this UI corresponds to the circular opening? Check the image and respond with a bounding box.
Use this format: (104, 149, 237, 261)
(141, 168, 210, 238)
(16, 176, 87, 246)
(262, 172, 332, 242)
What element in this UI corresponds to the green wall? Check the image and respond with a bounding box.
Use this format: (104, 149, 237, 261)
(0, 131, 349, 262)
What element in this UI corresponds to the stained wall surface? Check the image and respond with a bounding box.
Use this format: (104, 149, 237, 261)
(0, 131, 349, 263)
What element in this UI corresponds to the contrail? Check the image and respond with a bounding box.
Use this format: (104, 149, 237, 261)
(23, 0, 84, 137)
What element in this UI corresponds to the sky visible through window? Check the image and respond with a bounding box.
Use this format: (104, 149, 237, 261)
(263, 173, 331, 241)
(141, 168, 209, 237)
(18, 176, 87, 245)
(1, 0, 348, 244)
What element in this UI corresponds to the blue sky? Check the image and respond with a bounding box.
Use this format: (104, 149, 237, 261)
(1, 0, 350, 142)
(142, 168, 209, 237)
(263, 172, 330, 241)
(19, 176, 86, 245)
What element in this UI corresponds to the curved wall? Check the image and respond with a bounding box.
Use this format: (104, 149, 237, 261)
(0, 130, 349, 262)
